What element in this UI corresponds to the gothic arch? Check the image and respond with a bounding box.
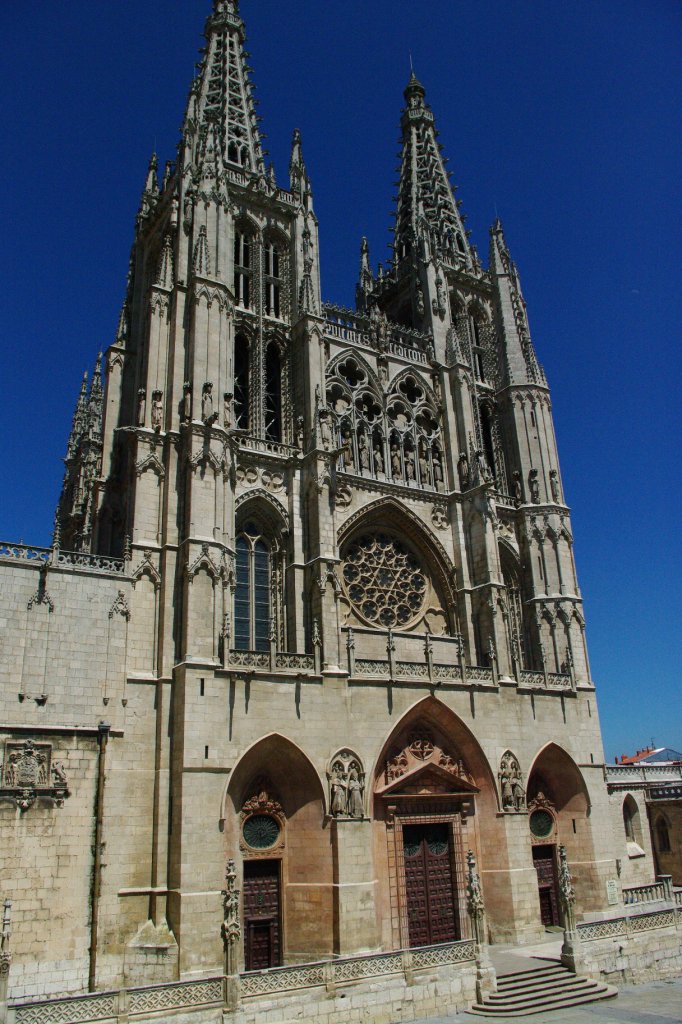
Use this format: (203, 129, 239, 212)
(326, 349, 383, 399)
(224, 733, 325, 821)
(622, 793, 642, 845)
(337, 497, 458, 632)
(235, 488, 289, 533)
(387, 366, 440, 411)
(527, 742, 590, 812)
(369, 695, 499, 817)
(233, 211, 261, 239)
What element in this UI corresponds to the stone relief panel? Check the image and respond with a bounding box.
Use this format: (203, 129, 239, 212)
(498, 750, 526, 812)
(327, 749, 365, 819)
(0, 739, 69, 811)
(382, 730, 475, 790)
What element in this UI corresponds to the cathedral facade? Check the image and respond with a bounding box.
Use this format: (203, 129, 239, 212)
(0, 0, 639, 1011)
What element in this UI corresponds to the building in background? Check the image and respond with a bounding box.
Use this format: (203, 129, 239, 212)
(1, 1, 678, 1018)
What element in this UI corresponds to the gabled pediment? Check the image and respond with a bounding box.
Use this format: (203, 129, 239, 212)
(378, 759, 479, 797)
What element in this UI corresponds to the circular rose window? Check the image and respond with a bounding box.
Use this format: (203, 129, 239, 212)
(342, 533, 427, 628)
(243, 814, 281, 850)
(530, 809, 554, 840)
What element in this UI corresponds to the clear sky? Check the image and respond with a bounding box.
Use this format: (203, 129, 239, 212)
(1, 1, 680, 762)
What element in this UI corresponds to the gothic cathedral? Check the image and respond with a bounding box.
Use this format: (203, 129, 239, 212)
(0, 1, 627, 1014)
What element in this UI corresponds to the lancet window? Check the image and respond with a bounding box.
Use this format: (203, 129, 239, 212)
(325, 358, 444, 490)
(234, 230, 252, 309)
(265, 344, 282, 442)
(234, 520, 285, 652)
(500, 545, 528, 669)
(264, 241, 281, 318)
(234, 334, 250, 429)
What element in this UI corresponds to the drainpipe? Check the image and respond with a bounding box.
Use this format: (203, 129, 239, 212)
(89, 721, 110, 992)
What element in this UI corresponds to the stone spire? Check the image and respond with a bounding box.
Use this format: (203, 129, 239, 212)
(489, 219, 546, 387)
(67, 372, 89, 459)
(138, 152, 159, 223)
(86, 354, 104, 438)
(393, 72, 471, 270)
(289, 128, 312, 206)
(356, 237, 374, 313)
(186, 0, 266, 176)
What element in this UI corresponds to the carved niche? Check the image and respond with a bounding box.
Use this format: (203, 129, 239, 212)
(499, 750, 526, 812)
(381, 730, 476, 794)
(0, 739, 69, 811)
(240, 777, 285, 855)
(327, 749, 365, 819)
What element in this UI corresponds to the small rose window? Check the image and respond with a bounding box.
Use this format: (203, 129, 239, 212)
(342, 533, 427, 629)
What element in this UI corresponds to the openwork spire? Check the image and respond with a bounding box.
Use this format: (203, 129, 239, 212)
(189, 0, 265, 175)
(393, 73, 471, 270)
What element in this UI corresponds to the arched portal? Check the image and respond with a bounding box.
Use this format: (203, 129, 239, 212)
(225, 735, 330, 969)
(526, 743, 596, 925)
(371, 697, 503, 950)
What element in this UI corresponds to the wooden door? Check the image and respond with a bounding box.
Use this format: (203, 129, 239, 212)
(403, 823, 458, 947)
(243, 860, 281, 970)
(532, 844, 560, 927)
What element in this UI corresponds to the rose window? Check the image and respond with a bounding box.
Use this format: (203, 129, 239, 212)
(342, 534, 427, 628)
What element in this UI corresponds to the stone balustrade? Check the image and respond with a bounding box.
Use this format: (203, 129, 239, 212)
(623, 875, 673, 906)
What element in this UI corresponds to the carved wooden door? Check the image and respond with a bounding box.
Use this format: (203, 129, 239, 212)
(243, 860, 281, 970)
(532, 845, 560, 927)
(403, 823, 457, 947)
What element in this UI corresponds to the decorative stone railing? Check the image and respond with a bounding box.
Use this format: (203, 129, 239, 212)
(623, 875, 673, 906)
(0, 542, 127, 575)
(11, 977, 224, 1024)
(10, 941, 477, 1022)
(240, 939, 476, 998)
(237, 435, 299, 459)
(227, 649, 317, 674)
(605, 763, 682, 785)
(675, 889, 682, 908)
(519, 669, 573, 691)
(578, 905, 679, 942)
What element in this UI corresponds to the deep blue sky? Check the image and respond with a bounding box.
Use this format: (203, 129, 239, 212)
(1, 2, 680, 761)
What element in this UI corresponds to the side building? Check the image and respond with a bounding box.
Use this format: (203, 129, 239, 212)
(0, 0, 671, 1014)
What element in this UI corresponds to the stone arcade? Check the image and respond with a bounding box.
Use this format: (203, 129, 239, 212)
(1, 3, 679, 1023)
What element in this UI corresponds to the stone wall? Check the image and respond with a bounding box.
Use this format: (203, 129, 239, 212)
(580, 908, 682, 984)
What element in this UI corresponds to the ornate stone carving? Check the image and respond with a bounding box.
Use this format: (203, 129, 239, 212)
(327, 749, 365, 819)
(221, 859, 241, 949)
(341, 533, 427, 630)
(498, 750, 525, 812)
(466, 850, 485, 943)
(384, 730, 474, 787)
(0, 740, 69, 811)
(431, 505, 448, 530)
(151, 390, 163, 431)
(0, 898, 11, 978)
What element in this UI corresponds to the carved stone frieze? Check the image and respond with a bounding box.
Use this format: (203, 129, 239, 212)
(0, 739, 69, 811)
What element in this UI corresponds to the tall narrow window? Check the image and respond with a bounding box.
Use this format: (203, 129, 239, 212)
(234, 231, 251, 309)
(264, 241, 281, 318)
(234, 523, 271, 652)
(234, 334, 249, 430)
(480, 404, 497, 482)
(265, 344, 282, 442)
(656, 816, 671, 853)
(501, 546, 527, 669)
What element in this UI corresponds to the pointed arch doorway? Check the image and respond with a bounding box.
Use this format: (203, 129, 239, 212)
(375, 727, 480, 948)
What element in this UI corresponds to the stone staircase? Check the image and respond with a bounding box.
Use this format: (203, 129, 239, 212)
(469, 961, 617, 1017)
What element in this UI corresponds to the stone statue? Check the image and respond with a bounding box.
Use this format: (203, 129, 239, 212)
(432, 449, 444, 486)
(391, 444, 401, 480)
(499, 766, 513, 810)
(223, 392, 233, 429)
(347, 767, 364, 818)
(319, 411, 333, 450)
(529, 468, 540, 504)
(202, 382, 214, 423)
(358, 431, 370, 471)
(341, 427, 354, 468)
(457, 451, 469, 489)
(182, 382, 192, 421)
(374, 444, 384, 474)
(295, 415, 305, 449)
(137, 389, 146, 427)
(330, 765, 347, 817)
(151, 391, 163, 431)
(405, 449, 415, 481)
(511, 768, 525, 811)
(513, 470, 523, 502)
(550, 469, 561, 502)
(499, 751, 525, 812)
(418, 447, 429, 484)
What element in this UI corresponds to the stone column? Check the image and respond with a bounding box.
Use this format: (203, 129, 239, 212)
(0, 899, 12, 1024)
(331, 819, 379, 955)
(558, 845, 585, 975)
(221, 860, 241, 1014)
(466, 852, 496, 1001)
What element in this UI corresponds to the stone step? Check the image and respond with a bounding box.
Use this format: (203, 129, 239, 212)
(497, 963, 566, 981)
(493, 974, 593, 998)
(496, 967, 568, 990)
(468, 984, 618, 1016)
(486, 978, 605, 1005)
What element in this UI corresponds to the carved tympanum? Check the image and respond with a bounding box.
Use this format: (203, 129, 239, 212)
(384, 730, 474, 788)
(0, 739, 69, 811)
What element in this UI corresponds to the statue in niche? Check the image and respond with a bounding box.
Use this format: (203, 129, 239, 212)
(377, 361, 389, 388)
(475, 448, 492, 483)
(341, 426, 354, 468)
(151, 391, 163, 431)
(432, 448, 444, 487)
(327, 751, 365, 819)
(499, 751, 525, 812)
(136, 389, 146, 427)
(550, 469, 561, 502)
(295, 415, 305, 449)
(529, 468, 540, 504)
(223, 392, 233, 429)
(182, 382, 192, 421)
(405, 449, 415, 481)
(513, 470, 523, 503)
(391, 444, 402, 480)
(374, 444, 384, 474)
(457, 451, 470, 490)
(319, 410, 333, 450)
(358, 431, 370, 471)
(202, 382, 214, 423)
(418, 446, 429, 485)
